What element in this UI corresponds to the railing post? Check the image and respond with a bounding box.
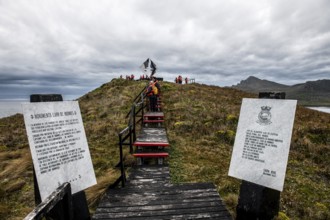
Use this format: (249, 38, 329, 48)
(132, 104, 136, 143)
(129, 124, 133, 155)
(33, 167, 42, 205)
(118, 133, 125, 187)
(24, 183, 73, 220)
(141, 94, 145, 127)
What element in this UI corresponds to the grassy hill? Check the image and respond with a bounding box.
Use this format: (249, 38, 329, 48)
(0, 79, 329, 219)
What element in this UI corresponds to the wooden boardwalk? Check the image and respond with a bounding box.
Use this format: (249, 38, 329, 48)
(93, 166, 232, 219)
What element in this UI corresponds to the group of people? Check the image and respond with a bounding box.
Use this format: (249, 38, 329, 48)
(120, 74, 135, 80)
(119, 74, 155, 81)
(175, 75, 189, 84)
(145, 78, 161, 112)
(139, 74, 151, 80)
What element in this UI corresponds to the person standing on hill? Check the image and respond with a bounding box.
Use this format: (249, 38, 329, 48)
(145, 81, 157, 111)
(178, 75, 183, 84)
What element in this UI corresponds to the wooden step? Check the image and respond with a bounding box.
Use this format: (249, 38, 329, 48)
(133, 141, 169, 147)
(144, 112, 164, 119)
(143, 119, 165, 123)
(133, 152, 169, 165)
(93, 166, 232, 219)
(133, 152, 169, 158)
(135, 128, 169, 144)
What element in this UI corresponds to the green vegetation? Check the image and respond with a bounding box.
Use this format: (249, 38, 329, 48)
(0, 79, 145, 219)
(0, 79, 329, 219)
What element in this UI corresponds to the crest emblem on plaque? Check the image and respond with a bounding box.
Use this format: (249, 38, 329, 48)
(257, 106, 272, 125)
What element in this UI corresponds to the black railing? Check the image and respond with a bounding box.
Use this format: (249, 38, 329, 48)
(126, 78, 151, 119)
(133, 85, 148, 103)
(24, 183, 73, 220)
(112, 88, 148, 188)
(111, 125, 133, 188)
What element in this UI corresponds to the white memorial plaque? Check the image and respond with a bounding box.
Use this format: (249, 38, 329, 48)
(22, 101, 97, 201)
(228, 98, 297, 191)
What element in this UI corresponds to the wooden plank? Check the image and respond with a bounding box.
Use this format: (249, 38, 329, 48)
(96, 213, 230, 220)
(133, 152, 169, 158)
(128, 165, 170, 173)
(108, 183, 220, 192)
(133, 142, 169, 147)
(131, 166, 169, 171)
(93, 162, 232, 220)
(102, 190, 221, 204)
(134, 128, 169, 144)
(106, 186, 219, 194)
(98, 197, 226, 209)
(114, 213, 230, 220)
(143, 119, 165, 123)
(93, 206, 231, 219)
(96, 201, 225, 212)
(143, 112, 164, 118)
(99, 197, 224, 209)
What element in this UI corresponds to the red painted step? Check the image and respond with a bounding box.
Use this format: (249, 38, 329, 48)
(133, 141, 169, 147)
(133, 152, 169, 158)
(143, 119, 165, 123)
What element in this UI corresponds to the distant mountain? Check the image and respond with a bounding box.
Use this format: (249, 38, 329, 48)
(232, 76, 289, 92)
(232, 76, 330, 106)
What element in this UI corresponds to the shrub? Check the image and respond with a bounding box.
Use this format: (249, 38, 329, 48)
(215, 130, 236, 144)
(276, 212, 290, 220)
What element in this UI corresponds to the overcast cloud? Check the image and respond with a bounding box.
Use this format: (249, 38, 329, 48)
(0, 0, 329, 100)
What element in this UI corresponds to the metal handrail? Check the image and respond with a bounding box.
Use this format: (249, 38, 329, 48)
(126, 82, 149, 118)
(113, 85, 148, 189)
(112, 124, 133, 188)
(133, 85, 148, 103)
(24, 183, 73, 220)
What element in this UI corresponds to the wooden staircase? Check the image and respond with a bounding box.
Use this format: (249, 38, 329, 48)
(133, 96, 169, 165)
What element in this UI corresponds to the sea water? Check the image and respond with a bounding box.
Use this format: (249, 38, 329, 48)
(307, 107, 330, 114)
(0, 95, 80, 118)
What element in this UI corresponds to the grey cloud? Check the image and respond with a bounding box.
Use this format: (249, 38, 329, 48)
(0, 0, 329, 100)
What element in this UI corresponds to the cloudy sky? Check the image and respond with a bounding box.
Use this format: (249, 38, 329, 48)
(0, 0, 329, 100)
